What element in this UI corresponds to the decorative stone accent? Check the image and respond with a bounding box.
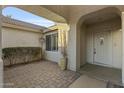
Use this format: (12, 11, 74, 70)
(2, 47, 42, 66)
(58, 57, 67, 70)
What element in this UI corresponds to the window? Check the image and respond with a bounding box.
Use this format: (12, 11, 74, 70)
(46, 33, 58, 51)
(46, 35, 52, 51)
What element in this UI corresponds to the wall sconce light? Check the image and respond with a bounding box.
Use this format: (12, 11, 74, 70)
(119, 29, 122, 32)
(39, 37, 45, 43)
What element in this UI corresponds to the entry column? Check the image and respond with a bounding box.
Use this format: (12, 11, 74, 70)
(0, 6, 3, 88)
(122, 12, 124, 85)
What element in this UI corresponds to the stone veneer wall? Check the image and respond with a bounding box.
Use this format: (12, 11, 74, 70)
(2, 47, 42, 66)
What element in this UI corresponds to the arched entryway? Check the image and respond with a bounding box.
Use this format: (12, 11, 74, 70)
(76, 7, 122, 84)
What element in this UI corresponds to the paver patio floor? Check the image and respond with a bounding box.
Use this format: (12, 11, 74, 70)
(4, 61, 80, 88)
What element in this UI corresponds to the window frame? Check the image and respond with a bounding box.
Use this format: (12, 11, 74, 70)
(45, 32, 58, 52)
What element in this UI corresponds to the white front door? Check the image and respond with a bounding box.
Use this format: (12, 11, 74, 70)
(93, 31, 112, 66)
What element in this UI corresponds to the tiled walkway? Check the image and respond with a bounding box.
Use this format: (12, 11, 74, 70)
(4, 61, 80, 88)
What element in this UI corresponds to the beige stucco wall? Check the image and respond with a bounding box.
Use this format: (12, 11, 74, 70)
(2, 27, 42, 48)
(0, 6, 3, 88)
(85, 18, 122, 69)
(67, 23, 77, 71)
(80, 25, 86, 67)
(45, 51, 61, 62)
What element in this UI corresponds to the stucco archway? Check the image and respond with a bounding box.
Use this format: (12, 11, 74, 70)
(76, 7, 122, 83)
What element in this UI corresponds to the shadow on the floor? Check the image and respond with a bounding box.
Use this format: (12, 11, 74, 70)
(79, 63, 122, 86)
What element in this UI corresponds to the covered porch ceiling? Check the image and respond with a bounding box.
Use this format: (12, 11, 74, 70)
(2, 5, 67, 23)
(2, 5, 124, 25)
(84, 7, 121, 25)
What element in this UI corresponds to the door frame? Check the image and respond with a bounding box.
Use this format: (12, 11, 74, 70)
(92, 31, 113, 67)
